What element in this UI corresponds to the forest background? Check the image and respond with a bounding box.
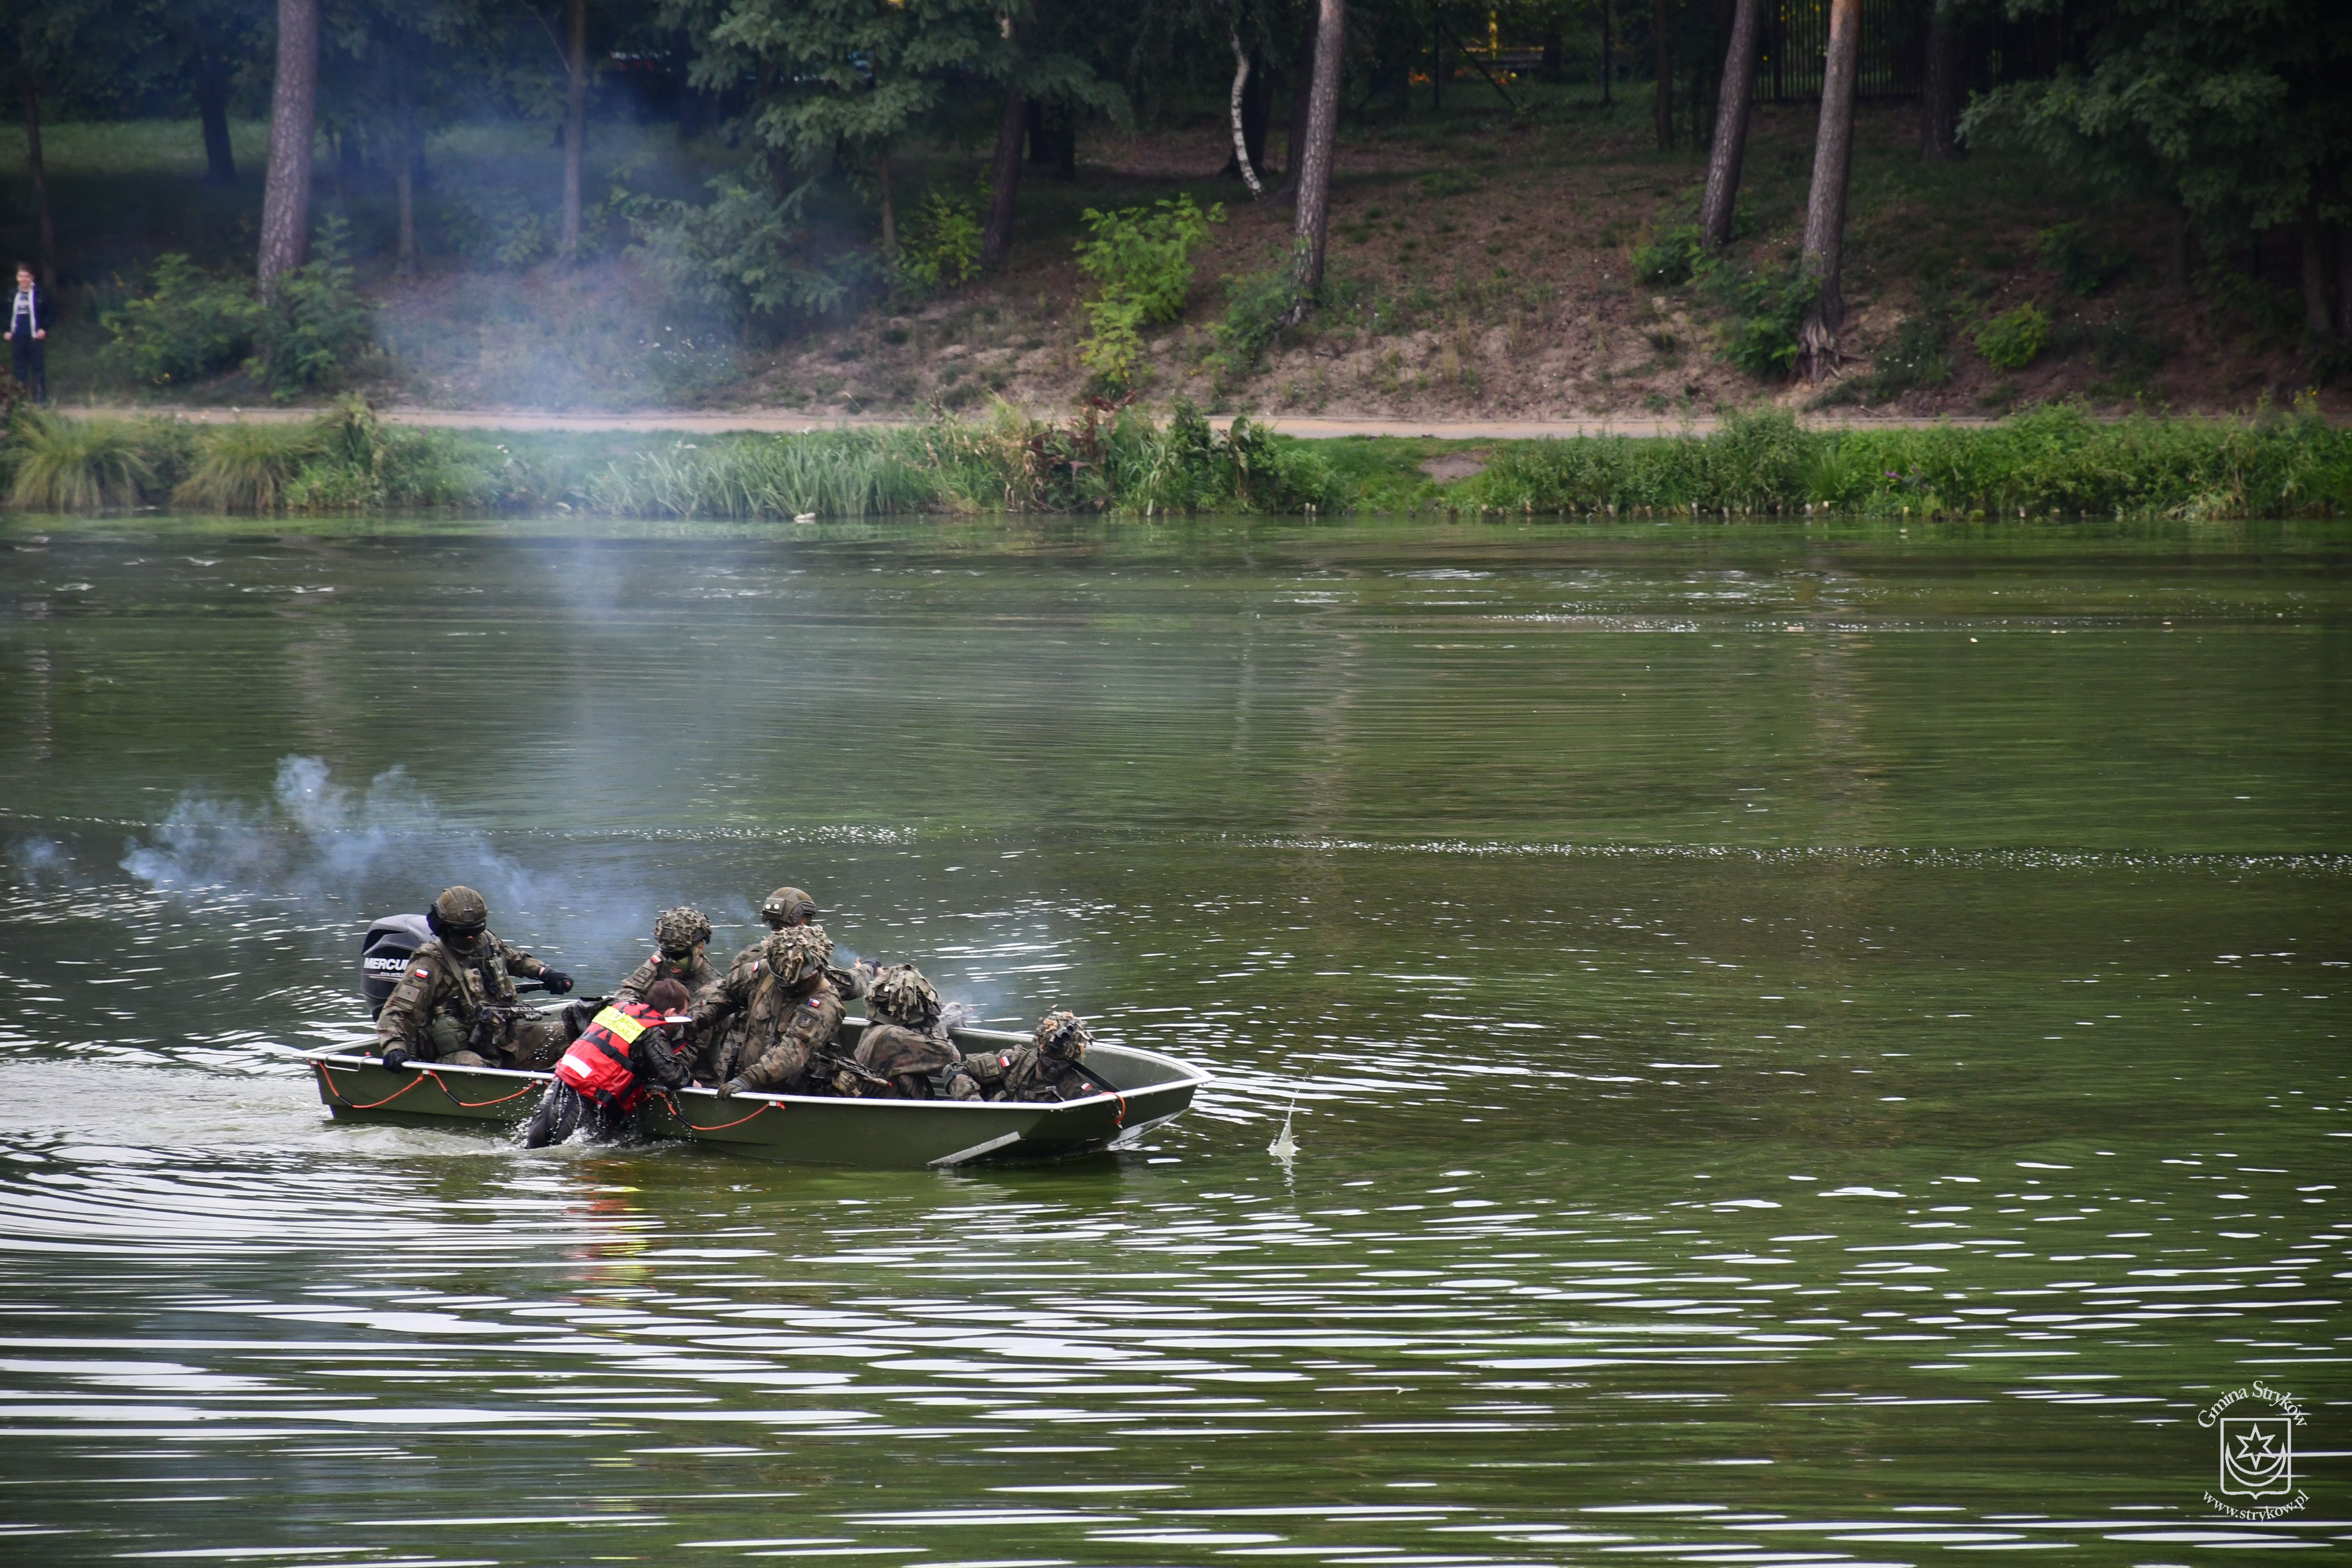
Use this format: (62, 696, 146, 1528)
(2, 0, 2349, 425)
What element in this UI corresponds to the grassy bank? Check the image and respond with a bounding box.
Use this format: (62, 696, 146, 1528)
(4, 401, 2347, 521)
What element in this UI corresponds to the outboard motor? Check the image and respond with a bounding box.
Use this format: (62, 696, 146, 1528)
(361, 914, 432, 1019)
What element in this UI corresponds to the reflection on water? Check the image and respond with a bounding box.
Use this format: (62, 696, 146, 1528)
(0, 515, 2345, 1562)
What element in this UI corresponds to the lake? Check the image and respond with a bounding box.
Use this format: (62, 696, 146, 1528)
(0, 512, 2344, 1564)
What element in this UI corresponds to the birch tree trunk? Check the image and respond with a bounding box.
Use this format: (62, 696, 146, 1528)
(258, 0, 320, 290)
(559, 0, 587, 261)
(1796, 0, 1862, 379)
(1286, 0, 1346, 320)
(1698, 0, 1763, 247)
(1229, 33, 1263, 196)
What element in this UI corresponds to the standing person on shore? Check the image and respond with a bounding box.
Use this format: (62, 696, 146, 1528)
(8, 266, 52, 403)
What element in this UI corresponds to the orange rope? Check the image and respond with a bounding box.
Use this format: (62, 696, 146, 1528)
(654, 1088, 777, 1132)
(316, 1058, 430, 1112)
(430, 1070, 542, 1109)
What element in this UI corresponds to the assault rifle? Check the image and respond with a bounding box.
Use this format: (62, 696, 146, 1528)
(809, 1048, 894, 1092)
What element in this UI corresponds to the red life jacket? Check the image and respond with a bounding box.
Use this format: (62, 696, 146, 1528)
(555, 999, 667, 1110)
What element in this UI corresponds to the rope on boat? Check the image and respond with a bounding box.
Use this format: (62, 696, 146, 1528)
(316, 1058, 540, 1111)
(654, 1089, 779, 1132)
(1112, 1090, 1127, 1128)
(316, 1058, 429, 1112)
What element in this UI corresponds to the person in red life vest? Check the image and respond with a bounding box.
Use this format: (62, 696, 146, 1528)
(523, 977, 694, 1147)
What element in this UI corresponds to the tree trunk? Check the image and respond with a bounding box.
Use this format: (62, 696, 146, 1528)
(2336, 224, 2352, 345)
(876, 148, 897, 253)
(195, 56, 237, 184)
(1227, 35, 1264, 195)
(1277, 10, 1318, 199)
(1797, 0, 1862, 378)
(1652, 0, 1673, 150)
(1698, 0, 1763, 247)
(1286, 0, 1346, 321)
(19, 72, 55, 290)
(1918, 0, 1964, 161)
(981, 82, 1024, 268)
(559, 0, 587, 260)
(2170, 204, 2192, 293)
(1542, 27, 1563, 82)
(2301, 215, 2332, 337)
(259, 0, 321, 291)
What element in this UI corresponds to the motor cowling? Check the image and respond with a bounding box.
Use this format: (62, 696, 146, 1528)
(361, 914, 432, 1019)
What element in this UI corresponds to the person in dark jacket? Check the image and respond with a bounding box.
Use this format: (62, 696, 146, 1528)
(523, 978, 694, 1147)
(8, 265, 51, 403)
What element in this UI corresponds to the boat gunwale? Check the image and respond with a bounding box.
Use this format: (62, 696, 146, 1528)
(301, 1029, 1212, 1118)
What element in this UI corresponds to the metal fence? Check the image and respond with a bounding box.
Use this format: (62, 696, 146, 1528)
(1759, 0, 1933, 101)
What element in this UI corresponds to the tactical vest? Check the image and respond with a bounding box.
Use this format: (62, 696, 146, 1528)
(432, 937, 518, 1020)
(555, 999, 666, 1108)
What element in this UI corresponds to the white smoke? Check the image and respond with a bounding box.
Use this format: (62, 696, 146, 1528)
(121, 756, 541, 911)
(7, 835, 74, 886)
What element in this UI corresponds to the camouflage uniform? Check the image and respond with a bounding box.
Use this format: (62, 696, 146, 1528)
(846, 964, 960, 1098)
(374, 931, 564, 1069)
(948, 1010, 1106, 1103)
(695, 926, 848, 1095)
(615, 907, 724, 1013)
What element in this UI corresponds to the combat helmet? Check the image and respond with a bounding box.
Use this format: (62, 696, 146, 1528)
(760, 886, 818, 929)
(653, 905, 712, 957)
(762, 924, 834, 985)
(427, 885, 490, 946)
(1032, 1010, 1091, 1061)
(869, 964, 942, 1029)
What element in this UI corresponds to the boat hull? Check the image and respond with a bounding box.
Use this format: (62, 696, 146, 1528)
(306, 1027, 1207, 1168)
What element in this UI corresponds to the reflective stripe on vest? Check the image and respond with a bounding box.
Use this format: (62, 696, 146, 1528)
(554, 998, 664, 1103)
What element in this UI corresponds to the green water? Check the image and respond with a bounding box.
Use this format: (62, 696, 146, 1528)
(0, 514, 2345, 1565)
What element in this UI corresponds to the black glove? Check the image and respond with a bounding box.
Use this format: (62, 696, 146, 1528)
(539, 969, 574, 995)
(381, 1047, 411, 1071)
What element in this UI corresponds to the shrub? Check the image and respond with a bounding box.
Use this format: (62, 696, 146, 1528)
(623, 167, 850, 335)
(5, 411, 157, 512)
(1211, 266, 1296, 380)
(897, 186, 983, 299)
(1074, 194, 1222, 392)
(2037, 222, 2130, 296)
(103, 254, 263, 387)
(1975, 304, 2050, 370)
(1873, 307, 1954, 393)
(1633, 221, 1703, 287)
(174, 420, 323, 513)
(254, 219, 376, 401)
(1709, 260, 1816, 378)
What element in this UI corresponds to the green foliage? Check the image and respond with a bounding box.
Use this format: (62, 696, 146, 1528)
(1464, 404, 2352, 520)
(2036, 222, 2131, 296)
(1976, 304, 2050, 371)
(1707, 261, 1816, 378)
(896, 187, 983, 299)
(623, 171, 848, 335)
(1210, 266, 1298, 380)
(1873, 307, 1955, 394)
(254, 220, 376, 402)
(1633, 221, 1703, 288)
(5, 411, 158, 512)
(102, 254, 262, 387)
(172, 420, 324, 513)
(1073, 195, 1222, 392)
(587, 429, 936, 520)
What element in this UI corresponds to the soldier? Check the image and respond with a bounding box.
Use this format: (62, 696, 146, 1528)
(842, 963, 961, 1098)
(375, 885, 575, 1070)
(614, 906, 723, 1013)
(947, 1010, 1107, 1103)
(727, 885, 871, 1001)
(696, 925, 849, 1097)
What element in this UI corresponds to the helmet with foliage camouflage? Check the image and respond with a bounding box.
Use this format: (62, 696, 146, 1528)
(760, 886, 818, 929)
(868, 963, 942, 1029)
(1032, 1010, 1091, 1062)
(428, 885, 490, 943)
(653, 905, 712, 956)
(763, 924, 834, 985)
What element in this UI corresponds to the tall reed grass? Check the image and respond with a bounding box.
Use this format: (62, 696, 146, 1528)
(6, 412, 163, 512)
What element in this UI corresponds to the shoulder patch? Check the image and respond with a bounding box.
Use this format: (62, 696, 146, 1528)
(411, 966, 431, 979)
